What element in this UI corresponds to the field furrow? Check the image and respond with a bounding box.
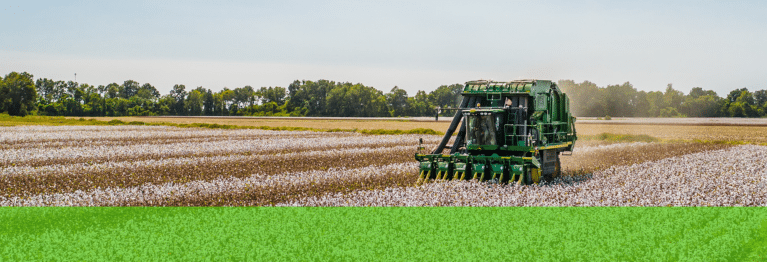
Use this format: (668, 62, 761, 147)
(0, 125, 320, 144)
(0, 163, 417, 206)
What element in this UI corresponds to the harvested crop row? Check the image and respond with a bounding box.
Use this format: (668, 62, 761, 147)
(0, 145, 420, 198)
(1, 133, 441, 167)
(0, 127, 342, 151)
(0, 132, 339, 150)
(283, 145, 764, 206)
(0, 163, 417, 206)
(0, 125, 321, 143)
(560, 142, 732, 175)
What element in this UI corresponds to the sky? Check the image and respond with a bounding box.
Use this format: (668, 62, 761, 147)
(2, 0, 766, 96)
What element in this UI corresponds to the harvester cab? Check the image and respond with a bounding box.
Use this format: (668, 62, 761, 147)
(415, 79, 577, 185)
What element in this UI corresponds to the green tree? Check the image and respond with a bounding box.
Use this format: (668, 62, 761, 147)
(428, 84, 463, 115)
(285, 80, 302, 110)
(84, 91, 104, 116)
(604, 82, 638, 117)
(203, 89, 215, 115)
(325, 82, 388, 117)
(219, 88, 236, 115)
(727, 88, 748, 102)
(681, 88, 722, 117)
(105, 83, 120, 99)
(689, 87, 717, 99)
(645, 91, 664, 117)
(34, 78, 56, 103)
(285, 80, 335, 116)
(61, 81, 82, 104)
(659, 107, 682, 117)
(2, 72, 38, 116)
(633, 91, 651, 117)
(729, 102, 746, 117)
(233, 86, 256, 109)
(258, 86, 287, 105)
(754, 90, 767, 107)
(170, 84, 187, 115)
(410, 90, 433, 116)
(62, 95, 83, 116)
(0, 75, 5, 112)
(685, 95, 722, 117)
(157, 95, 174, 116)
(662, 84, 684, 111)
(385, 86, 409, 117)
(120, 80, 140, 99)
(137, 83, 160, 100)
(735, 93, 759, 117)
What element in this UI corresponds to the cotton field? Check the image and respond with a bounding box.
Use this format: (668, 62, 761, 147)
(284, 145, 767, 206)
(0, 125, 762, 206)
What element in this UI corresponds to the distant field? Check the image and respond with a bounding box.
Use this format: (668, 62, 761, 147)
(73, 116, 452, 132)
(576, 124, 767, 144)
(66, 116, 767, 144)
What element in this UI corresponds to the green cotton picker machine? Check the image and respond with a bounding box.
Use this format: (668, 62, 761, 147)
(415, 79, 577, 185)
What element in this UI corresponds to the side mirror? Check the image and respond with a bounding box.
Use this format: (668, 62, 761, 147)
(418, 138, 424, 151)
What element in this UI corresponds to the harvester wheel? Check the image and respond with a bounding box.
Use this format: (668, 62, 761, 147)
(542, 155, 562, 183)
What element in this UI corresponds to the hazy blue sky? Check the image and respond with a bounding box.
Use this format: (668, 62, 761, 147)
(2, 0, 766, 96)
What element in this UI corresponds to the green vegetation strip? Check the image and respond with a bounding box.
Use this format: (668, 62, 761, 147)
(580, 133, 659, 143)
(1, 207, 766, 261)
(580, 133, 764, 146)
(0, 114, 442, 135)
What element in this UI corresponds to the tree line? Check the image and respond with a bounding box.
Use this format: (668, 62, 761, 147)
(558, 80, 767, 117)
(2, 71, 765, 118)
(0, 71, 463, 117)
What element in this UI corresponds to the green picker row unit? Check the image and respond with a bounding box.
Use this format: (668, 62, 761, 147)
(415, 79, 577, 185)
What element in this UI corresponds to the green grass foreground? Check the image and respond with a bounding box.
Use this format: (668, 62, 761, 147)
(2, 207, 766, 261)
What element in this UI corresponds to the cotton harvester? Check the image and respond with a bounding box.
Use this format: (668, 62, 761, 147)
(415, 79, 577, 185)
